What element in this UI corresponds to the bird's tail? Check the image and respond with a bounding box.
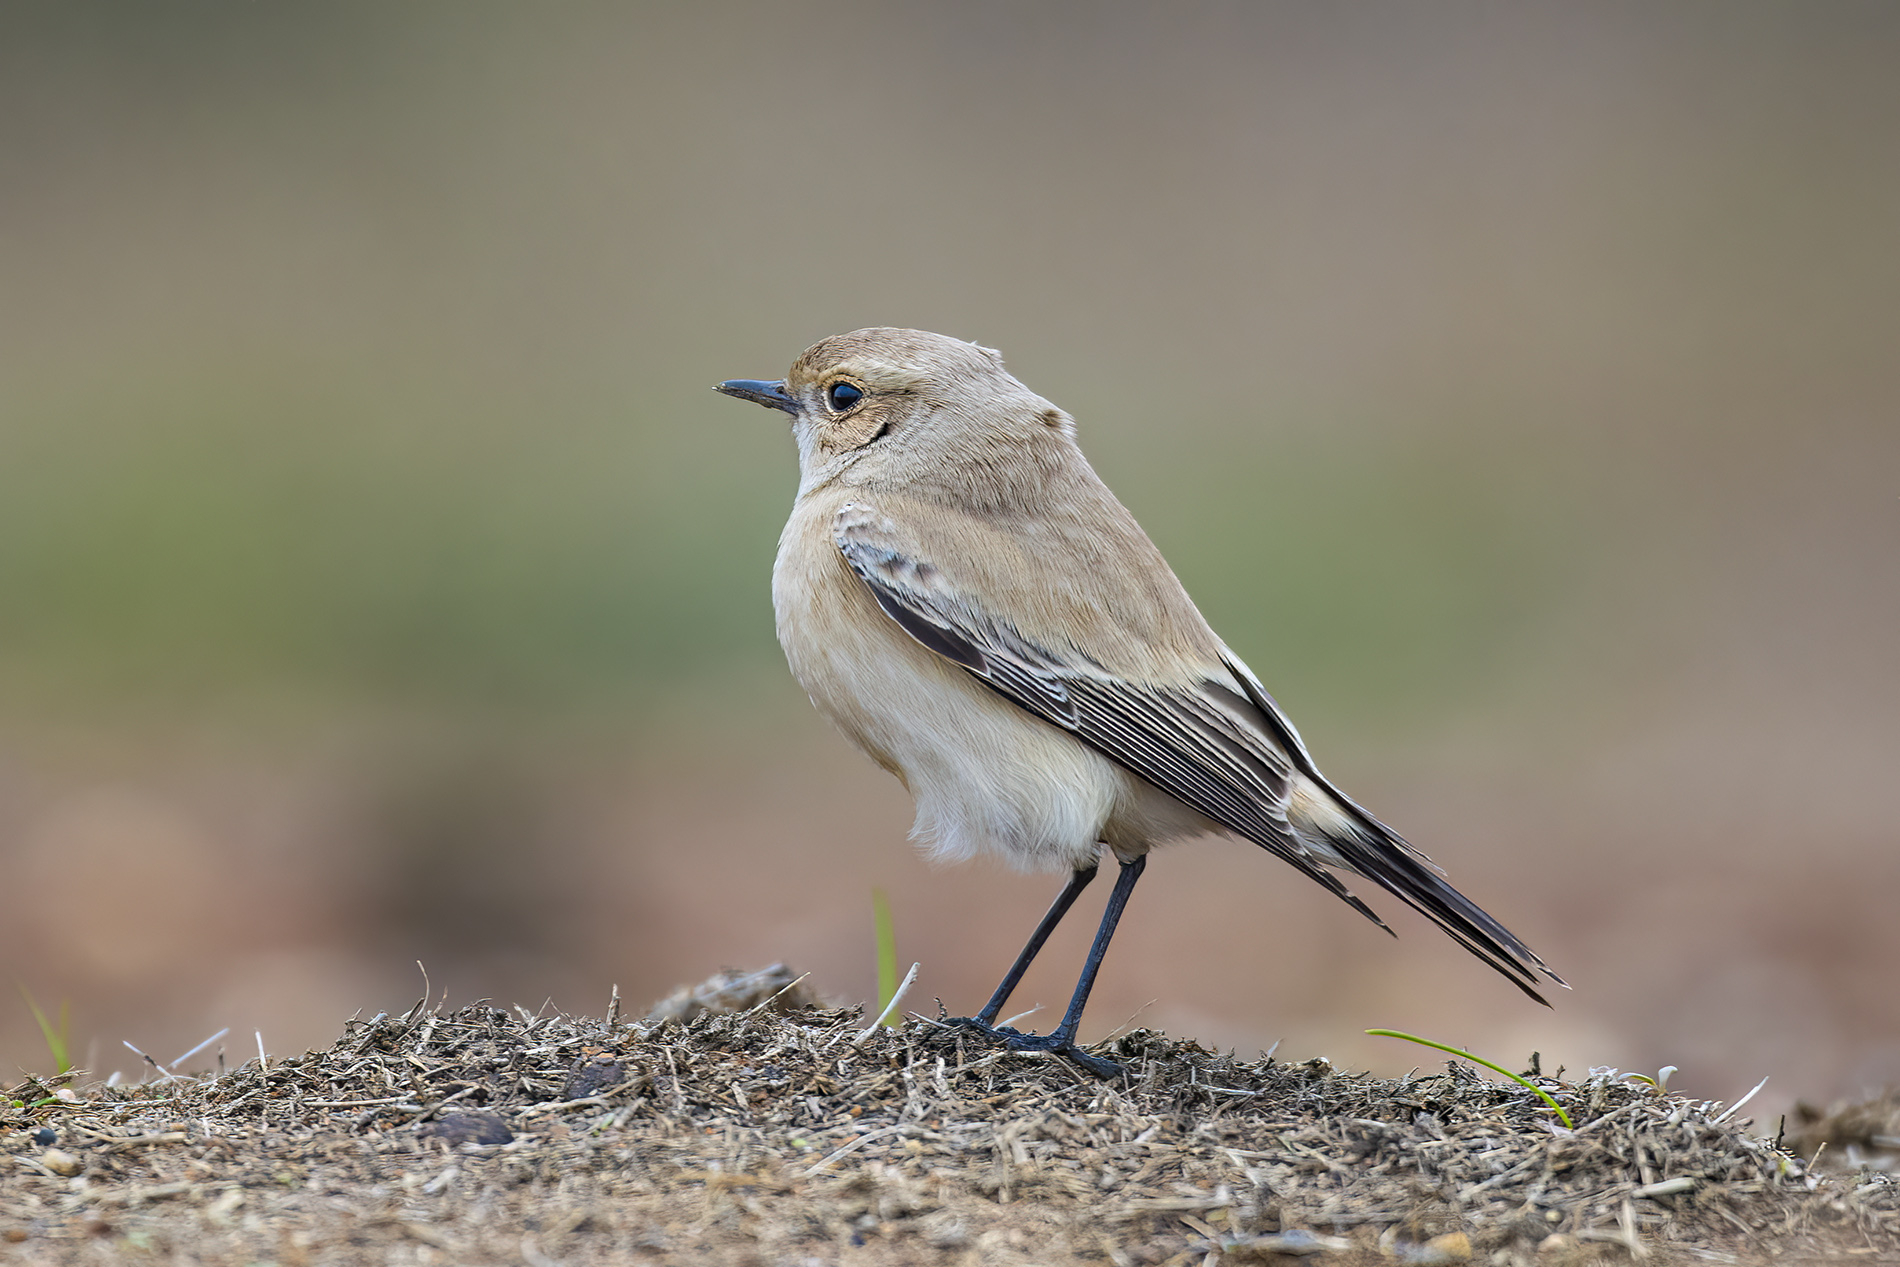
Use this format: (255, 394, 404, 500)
(1287, 775, 1565, 1006)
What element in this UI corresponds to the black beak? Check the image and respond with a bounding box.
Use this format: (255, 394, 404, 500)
(715, 379, 800, 414)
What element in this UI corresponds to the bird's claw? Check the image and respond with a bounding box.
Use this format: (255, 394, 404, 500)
(947, 1016, 1127, 1079)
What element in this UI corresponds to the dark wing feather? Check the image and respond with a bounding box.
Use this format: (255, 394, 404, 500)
(837, 512, 1392, 928)
(1218, 657, 1565, 1001)
(836, 506, 1562, 1003)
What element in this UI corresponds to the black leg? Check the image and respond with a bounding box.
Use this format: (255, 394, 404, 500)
(953, 855, 1148, 1079)
(971, 864, 1098, 1026)
(1046, 854, 1145, 1045)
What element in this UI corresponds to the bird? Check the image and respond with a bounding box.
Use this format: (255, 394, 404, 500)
(716, 327, 1562, 1077)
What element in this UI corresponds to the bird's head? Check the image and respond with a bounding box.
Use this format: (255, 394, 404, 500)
(716, 328, 1074, 493)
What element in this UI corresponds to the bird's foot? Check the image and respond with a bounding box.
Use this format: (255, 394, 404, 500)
(946, 1016, 1126, 1079)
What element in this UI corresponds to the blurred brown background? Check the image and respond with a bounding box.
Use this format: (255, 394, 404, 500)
(2, 2, 1895, 1123)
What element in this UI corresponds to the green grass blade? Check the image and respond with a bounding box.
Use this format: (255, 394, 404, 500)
(1367, 1028, 1573, 1129)
(873, 888, 899, 1027)
(17, 984, 73, 1075)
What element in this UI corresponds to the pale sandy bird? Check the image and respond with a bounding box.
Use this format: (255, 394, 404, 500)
(717, 328, 1561, 1076)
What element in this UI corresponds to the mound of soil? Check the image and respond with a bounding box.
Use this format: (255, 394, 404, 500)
(5, 987, 1897, 1265)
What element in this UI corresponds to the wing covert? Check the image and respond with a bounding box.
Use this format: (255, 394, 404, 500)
(833, 500, 1563, 1003)
(832, 503, 1391, 922)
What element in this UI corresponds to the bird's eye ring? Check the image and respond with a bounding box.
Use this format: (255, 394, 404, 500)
(826, 381, 864, 412)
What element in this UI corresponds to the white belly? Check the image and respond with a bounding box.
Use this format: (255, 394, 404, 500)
(771, 495, 1224, 871)
(770, 509, 1130, 872)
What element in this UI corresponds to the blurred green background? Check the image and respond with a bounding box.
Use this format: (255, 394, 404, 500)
(3, 2, 1896, 1119)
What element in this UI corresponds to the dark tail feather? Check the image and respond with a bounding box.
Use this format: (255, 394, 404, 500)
(1316, 809, 1564, 1006)
(1218, 657, 1561, 1003)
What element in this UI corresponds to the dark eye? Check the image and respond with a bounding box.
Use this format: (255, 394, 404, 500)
(826, 381, 863, 411)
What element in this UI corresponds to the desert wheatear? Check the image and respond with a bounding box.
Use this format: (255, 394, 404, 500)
(718, 328, 1561, 1076)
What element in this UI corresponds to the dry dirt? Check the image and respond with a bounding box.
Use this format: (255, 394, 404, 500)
(4, 974, 1897, 1267)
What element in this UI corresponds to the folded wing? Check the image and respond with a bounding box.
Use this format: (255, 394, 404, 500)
(836, 501, 1562, 1004)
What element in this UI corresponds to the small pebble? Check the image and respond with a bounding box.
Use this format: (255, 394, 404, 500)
(418, 1111, 513, 1147)
(31, 1127, 57, 1147)
(41, 1148, 82, 1176)
(561, 1055, 627, 1100)
(1392, 1231, 1473, 1264)
(1224, 1228, 1352, 1257)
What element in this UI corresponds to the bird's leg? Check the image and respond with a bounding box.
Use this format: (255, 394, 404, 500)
(1031, 855, 1145, 1076)
(954, 855, 1147, 1079)
(953, 863, 1098, 1029)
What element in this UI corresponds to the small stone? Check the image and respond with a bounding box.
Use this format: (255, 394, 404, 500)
(31, 1127, 57, 1147)
(561, 1055, 627, 1100)
(204, 1188, 245, 1223)
(1536, 1233, 1576, 1254)
(919, 1213, 969, 1248)
(1225, 1228, 1352, 1258)
(647, 963, 816, 1024)
(1389, 1231, 1473, 1264)
(41, 1148, 82, 1176)
(418, 1111, 513, 1147)
(4, 1228, 28, 1243)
